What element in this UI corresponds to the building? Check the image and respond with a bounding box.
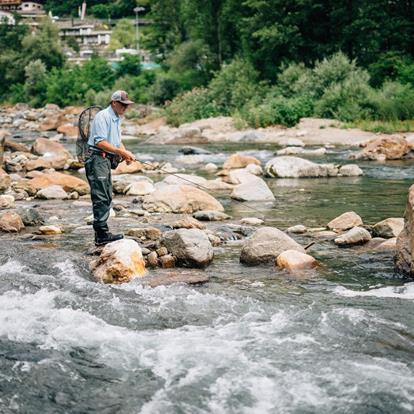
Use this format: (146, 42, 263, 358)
(0, 0, 45, 16)
(59, 23, 111, 47)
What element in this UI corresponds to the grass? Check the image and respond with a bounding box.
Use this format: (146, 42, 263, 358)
(342, 119, 414, 134)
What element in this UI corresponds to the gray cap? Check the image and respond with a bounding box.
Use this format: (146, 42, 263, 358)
(111, 90, 134, 105)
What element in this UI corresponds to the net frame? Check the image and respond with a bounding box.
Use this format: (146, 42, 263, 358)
(76, 105, 102, 162)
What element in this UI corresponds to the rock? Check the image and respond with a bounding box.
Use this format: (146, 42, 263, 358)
(112, 175, 152, 194)
(374, 237, 397, 252)
(395, 185, 414, 275)
(17, 208, 45, 226)
(159, 254, 176, 268)
(154, 247, 166, 257)
(126, 227, 161, 240)
(327, 212, 363, 231)
(25, 154, 69, 171)
(0, 194, 15, 209)
(57, 123, 78, 137)
(125, 181, 155, 196)
(172, 216, 206, 230)
(203, 179, 234, 191)
(338, 164, 363, 176)
(313, 230, 337, 238)
(31, 137, 72, 159)
(372, 218, 404, 238)
(276, 147, 326, 156)
(143, 271, 209, 287)
(351, 136, 409, 160)
(285, 138, 305, 146)
(143, 185, 224, 214)
(36, 185, 68, 200)
(90, 239, 146, 284)
(178, 146, 211, 155)
(231, 175, 275, 201)
(334, 227, 372, 246)
(240, 227, 305, 265)
(287, 225, 307, 234)
(244, 164, 263, 176)
(0, 211, 24, 232)
(240, 217, 264, 226)
(113, 161, 145, 175)
(29, 172, 89, 195)
(276, 250, 317, 271)
(162, 228, 214, 268)
(223, 153, 261, 170)
(39, 225, 62, 235)
(193, 210, 230, 221)
(161, 174, 207, 187)
(4, 138, 31, 153)
(202, 163, 218, 173)
(147, 251, 158, 267)
(0, 169, 11, 192)
(265, 156, 339, 178)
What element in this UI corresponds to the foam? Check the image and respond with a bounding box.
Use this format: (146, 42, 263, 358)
(335, 283, 414, 300)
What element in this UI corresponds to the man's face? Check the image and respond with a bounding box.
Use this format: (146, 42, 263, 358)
(112, 101, 129, 116)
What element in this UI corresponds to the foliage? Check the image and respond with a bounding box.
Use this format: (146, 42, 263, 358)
(240, 94, 313, 128)
(150, 75, 181, 105)
(24, 60, 47, 107)
(165, 88, 220, 126)
(342, 120, 414, 134)
(115, 54, 142, 77)
(109, 18, 136, 51)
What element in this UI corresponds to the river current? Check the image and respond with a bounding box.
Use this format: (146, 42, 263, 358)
(0, 141, 413, 413)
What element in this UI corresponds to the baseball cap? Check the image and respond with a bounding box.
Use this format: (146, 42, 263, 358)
(111, 90, 134, 105)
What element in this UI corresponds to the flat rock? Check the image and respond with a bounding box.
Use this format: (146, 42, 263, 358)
(112, 175, 152, 194)
(223, 153, 261, 170)
(240, 217, 264, 226)
(231, 175, 275, 201)
(126, 227, 161, 240)
(39, 225, 62, 235)
(125, 181, 155, 196)
(193, 210, 231, 221)
(327, 211, 363, 231)
(287, 225, 307, 234)
(36, 185, 68, 200)
(143, 271, 209, 287)
(143, 185, 224, 214)
(29, 172, 89, 195)
(172, 216, 206, 230)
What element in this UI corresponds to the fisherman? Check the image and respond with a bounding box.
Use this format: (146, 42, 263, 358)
(85, 90, 136, 246)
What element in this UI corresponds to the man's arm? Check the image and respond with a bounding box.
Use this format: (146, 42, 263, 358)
(96, 140, 136, 164)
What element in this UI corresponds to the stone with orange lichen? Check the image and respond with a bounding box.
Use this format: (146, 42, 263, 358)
(90, 239, 146, 284)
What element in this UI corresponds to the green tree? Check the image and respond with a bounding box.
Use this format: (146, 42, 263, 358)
(24, 60, 47, 107)
(109, 18, 136, 50)
(115, 54, 142, 77)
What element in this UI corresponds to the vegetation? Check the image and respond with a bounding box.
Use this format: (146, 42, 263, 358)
(1, 0, 413, 128)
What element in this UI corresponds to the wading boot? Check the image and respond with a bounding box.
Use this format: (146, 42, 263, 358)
(95, 229, 124, 246)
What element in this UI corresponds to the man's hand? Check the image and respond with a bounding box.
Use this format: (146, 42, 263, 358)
(118, 149, 136, 165)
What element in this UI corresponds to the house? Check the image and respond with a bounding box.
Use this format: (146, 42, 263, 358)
(0, 0, 45, 16)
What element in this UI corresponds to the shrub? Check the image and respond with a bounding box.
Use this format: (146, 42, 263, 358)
(240, 94, 313, 128)
(149, 75, 181, 105)
(165, 88, 220, 126)
(24, 59, 47, 107)
(369, 81, 414, 121)
(208, 58, 260, 114)
(115, 54, 142, 77)
(315, 71, 374, 121)
(276, 62, 313, 98)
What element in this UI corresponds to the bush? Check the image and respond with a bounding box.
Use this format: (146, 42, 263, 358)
(276, 62, 313, 98)
(369, 81, 414, 121)
(115, 54, 142, 77)
(240, 94, 313, 128)
(165, 88, 220, 126)
(208, 58, 260, 114)
(24, 59, 47, 107)
(315, 71, 374, 121)
(149, 75, 181, 105)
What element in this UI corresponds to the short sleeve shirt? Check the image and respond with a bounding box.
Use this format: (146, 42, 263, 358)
(88, 105, 122, 148)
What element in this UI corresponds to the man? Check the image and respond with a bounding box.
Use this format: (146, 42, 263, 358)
(86, 90, 136, 246)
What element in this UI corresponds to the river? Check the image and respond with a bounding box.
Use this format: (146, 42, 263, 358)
(0, 141, 413, 413)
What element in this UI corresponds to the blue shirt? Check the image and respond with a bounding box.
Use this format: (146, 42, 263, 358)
(88, 105, 122, 148)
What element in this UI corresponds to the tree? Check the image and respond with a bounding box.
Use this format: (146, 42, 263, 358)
(109, 18, 136, 50)
(24, 60, 47, 107)
(115, 54, 142, 77)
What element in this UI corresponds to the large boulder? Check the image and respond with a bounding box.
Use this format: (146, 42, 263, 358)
(17, 207, 45, 226)
(113, 160, 145, 175)
(28, 172, 89, 195)
(0, 168, 11, 193)
(112, 174, 152, 194)
(231, 175, 275, 201)
(395, 184, 414, 276)
(327, 212, 363, 231)
(31, 137, 72, 159)
(373, 218, 404, 238)
(36, 185, 68, 200)
(90, 239, 146, 284)
(0, 211, 24, 232)
(143, 184, 224, 214)
(265, 156, 339, 178)
(223, 153, 261, 170)
(161, 174, 207, 187)
(162, 228, 214, 268)
(351, 136, 409, 161)
(125, 181, 155, 196)
(240, 227, 305, 265)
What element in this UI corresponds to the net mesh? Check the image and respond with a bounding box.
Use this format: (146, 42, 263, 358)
(76, 105, 102, 162)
